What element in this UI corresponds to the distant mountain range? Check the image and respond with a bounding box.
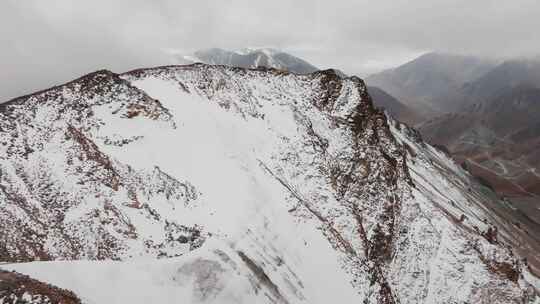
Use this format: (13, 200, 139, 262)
(177, 47, 319, 74)
(418, 62, 540, 198)
(367, 52, 496, 115)
(368, 53, 540, 200)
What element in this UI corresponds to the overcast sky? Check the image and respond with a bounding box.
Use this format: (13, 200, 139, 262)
(1, 0, 539, 101)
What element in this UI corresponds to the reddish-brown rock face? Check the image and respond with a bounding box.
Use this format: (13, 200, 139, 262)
(0, 270, 81, 304)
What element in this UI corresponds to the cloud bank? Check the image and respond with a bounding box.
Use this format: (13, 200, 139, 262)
(1, 0, 539, 100)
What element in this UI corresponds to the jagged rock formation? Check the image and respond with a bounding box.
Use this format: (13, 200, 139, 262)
(0, 64, 538, 303)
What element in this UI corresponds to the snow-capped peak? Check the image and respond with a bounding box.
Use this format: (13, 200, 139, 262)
(172, 47, 319, 74)
(0, 64, 538, 303)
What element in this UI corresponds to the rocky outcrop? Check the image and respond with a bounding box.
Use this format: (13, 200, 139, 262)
(0, 70, 204, 262)
(0, 270, 81, 304)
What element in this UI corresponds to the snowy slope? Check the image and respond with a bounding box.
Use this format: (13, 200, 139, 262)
(0, 64, 538, 303)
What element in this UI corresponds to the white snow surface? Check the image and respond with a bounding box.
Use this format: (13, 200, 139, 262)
(4, 238, 355, 304)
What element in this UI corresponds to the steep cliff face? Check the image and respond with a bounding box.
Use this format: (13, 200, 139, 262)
(0, 64, 538, 303)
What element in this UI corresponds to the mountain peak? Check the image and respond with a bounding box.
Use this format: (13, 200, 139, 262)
(174, 47, 319, 74)
(1, 69, 117, 107)
(1, 63, 538, 303)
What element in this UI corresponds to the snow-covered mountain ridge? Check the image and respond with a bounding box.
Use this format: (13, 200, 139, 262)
(0, 64, 538, 303)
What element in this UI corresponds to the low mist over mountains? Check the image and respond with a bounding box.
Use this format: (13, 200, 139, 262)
(368, 52, 540, 204)
(367, 52, 496, 115)
(176, 48, 319, 74)
(458, 59, 540, 106)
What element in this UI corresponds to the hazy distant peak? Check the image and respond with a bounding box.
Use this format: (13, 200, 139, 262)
(235, 47, 281, 56)
(366, 52, 497, 113)
(175, 47, 319, 74)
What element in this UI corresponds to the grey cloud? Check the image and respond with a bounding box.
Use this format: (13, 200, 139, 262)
(1, 0, 539, 100)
